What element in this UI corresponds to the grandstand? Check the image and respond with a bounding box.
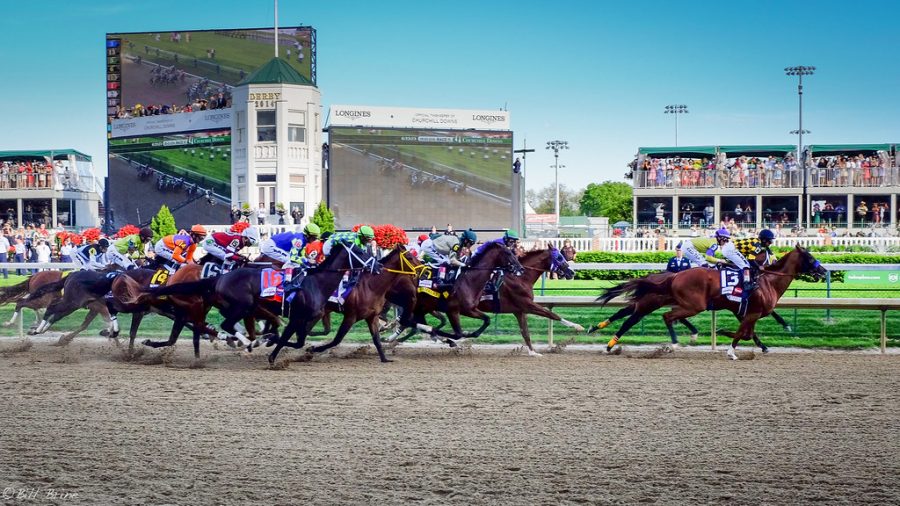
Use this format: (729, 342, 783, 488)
(628, 144, 899, 234)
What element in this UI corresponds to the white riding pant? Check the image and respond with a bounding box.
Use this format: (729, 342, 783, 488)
(259, 239, 290, 263)
(679, 241, 708, 267)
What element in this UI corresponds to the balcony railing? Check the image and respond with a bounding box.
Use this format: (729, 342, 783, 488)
(633, 167, 900, 190)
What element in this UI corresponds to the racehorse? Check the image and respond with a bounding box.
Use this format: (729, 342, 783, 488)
(253, 253, 284, 269)
(472, 246, 584, 356)
(411, 241, 525, 345)
(28, 269, 123, 344)
(124, 263, 279, 359)
(597, 246, 826, 359)
(267, 242, 381, 365)
(304, 245, 423, 362)
(591, 256, 797, 350)
(0, 271, 64, 332)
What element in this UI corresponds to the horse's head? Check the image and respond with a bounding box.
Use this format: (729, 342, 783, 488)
(548, 245, 575, 280)
(795, 245, 827, 280)
(470, 241, 524, 276)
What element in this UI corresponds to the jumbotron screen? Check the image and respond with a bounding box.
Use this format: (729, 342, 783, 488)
(105, 26, 315, 227)
(328, 127, 514, 229)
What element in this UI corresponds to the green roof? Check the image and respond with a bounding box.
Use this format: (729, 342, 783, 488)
(0, 149, 91, 162)
(807, 144, 892, 155)
(238, 57, 313, 86)
(718, 145, 796, 156)
(638, 146, 717, 157)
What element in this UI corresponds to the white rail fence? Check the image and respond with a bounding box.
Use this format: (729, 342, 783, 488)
(534, 296, 898, 354)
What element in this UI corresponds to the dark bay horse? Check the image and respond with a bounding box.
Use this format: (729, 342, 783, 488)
(597, 246, 826, 359)
(268, 242, 381, 365)
(0, 271, 65, 331)
(305, 245, 423, 362)
(28, 269, 126, 344)
(411, 241, 525, 345)
(472, 246, 584, 356)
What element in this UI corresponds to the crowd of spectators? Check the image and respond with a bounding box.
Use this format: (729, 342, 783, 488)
(809, 154, 892, 187)
(636, 152, 895, 189)
(112, 92, 230, 119)
(0, 161, 57, 189)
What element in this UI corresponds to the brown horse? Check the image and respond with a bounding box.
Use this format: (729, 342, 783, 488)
(304, 245, 423, 362)
(0, 271, 65, 331)
(472, 246, 584, 356)
(28, 269, 122, 344)
(597, 246, 826, 359)
(411, 241, 525, 345)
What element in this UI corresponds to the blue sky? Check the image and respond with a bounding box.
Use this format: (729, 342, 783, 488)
(0, 0, 898, 193)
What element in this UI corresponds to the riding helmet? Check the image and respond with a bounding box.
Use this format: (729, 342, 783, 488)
(461, 229, 477, 243)
(504, 229, 520, 240)
(303, 223, 321, 237)
(715, 227, 731, 239)
(190, 224, 207, 235)
(359, 225, 375, 239)
(758, 229, 775, 242)
(97, 238, 110, 249)
(241, 227, 260, 245)
(139, 227, 153, 241)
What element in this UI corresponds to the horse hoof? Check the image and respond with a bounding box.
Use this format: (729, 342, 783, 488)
(761, 347, 770, 354)
(726, 349, 738, 360)
(99, 329, 109, 337)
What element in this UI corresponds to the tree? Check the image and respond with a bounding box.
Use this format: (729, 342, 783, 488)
(579, 181, 633, 223)
(526, 184, 583, 216)
(150, 205, 177, 242)
(311, 201, 335, 235)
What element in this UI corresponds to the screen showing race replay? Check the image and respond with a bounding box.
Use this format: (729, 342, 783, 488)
(328, 127, 514, 230)
(105, 27, 315, 123)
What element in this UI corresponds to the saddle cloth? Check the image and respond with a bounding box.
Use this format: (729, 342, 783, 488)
(149, 267, 171, 289)
(719, 268, 743, 303)
(260, 268, 285, 301)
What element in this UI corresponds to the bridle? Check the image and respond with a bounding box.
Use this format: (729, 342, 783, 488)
(384, 250, 426, 276)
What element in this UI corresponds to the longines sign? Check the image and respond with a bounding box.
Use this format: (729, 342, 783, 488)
(329, 105, 510, 130)
(110, 108, 233, 138)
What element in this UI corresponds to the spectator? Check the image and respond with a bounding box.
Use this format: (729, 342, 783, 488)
(667, 244, 692, 272)
(0, 233, 8, 279)
(257, 203, 267, 225)
(35, 240, 51, 269)
(13, 237, 25, 275)
(59, 239, 75, 263)
(856, 201, 868, 224)
(561, 239, 577, 262)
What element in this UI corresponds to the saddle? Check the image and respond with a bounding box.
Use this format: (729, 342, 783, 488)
(417, 267, 455, 299)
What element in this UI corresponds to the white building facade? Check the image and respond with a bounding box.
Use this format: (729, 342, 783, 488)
(230, 58, 322, 225)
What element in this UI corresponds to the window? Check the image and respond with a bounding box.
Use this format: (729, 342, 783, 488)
(257, 174, 276, 183)
(288, 124, 305, 143)
(257, 110, 276, 142)
(289, 175, 305, 184)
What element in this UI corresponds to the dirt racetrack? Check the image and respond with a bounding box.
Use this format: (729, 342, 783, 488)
(1, 339, 898, 505)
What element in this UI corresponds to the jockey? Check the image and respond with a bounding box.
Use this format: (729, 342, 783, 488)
(262, 222, 319, 266)
(154, 225, 206, 271)
(114, 227, 154, 263)
(321, 226, 375, 258)
(284, 223, 321, 265)
(676, 228, 731, 267)
(731, 229, 777, 289)
(472, 229, 519, 258)
(202, 226, 259, 269)
(74, 238, 120, 271)
(423, 229, 477, 278)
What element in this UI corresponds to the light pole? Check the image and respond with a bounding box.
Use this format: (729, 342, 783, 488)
(546, 140, 569, 231)
(664, 104, 689, 146)
(786, 65, 815, 228)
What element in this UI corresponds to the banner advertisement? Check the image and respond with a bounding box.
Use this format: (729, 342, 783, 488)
(329, 105, 510, 130)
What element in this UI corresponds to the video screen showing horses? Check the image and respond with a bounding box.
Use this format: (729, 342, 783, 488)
(328, 127, 513, 229)
(106, 27, 314, 121)
(108, 131, 231, 226)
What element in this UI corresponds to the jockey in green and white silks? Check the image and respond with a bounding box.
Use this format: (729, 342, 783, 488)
(321, 226, 376, 258)
(422, 229, 477, 270)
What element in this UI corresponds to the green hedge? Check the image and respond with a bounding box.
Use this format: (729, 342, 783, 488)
(573, 251, 900, 282)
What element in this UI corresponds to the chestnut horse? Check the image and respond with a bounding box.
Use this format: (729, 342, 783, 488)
(303, 245, 424, 362)
(0, 271, 65, 331)
(597, 246, 826, 359)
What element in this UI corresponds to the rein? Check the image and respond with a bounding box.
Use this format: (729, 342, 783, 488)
(384, 252, 425, 276)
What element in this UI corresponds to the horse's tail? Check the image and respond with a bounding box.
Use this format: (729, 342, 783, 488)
(596, 272, 675, 306)
(25, 279, 66, 301)
(147, 277, 218, 298)
(0, 279, 32, 306)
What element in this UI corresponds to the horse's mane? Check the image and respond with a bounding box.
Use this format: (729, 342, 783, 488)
(469, 241, 507, 267)
(767, 246, 802, 271)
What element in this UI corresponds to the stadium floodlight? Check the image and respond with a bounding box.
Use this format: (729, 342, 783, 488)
(546, 140, 569, 231)
(785, 66, 815, 227)
(663, 105, 689, 147)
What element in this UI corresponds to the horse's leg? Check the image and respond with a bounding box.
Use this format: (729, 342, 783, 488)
(605, 311, 648, 351)
(726, 314, 764, 360)
(54, 309, 99, 346)
(308, 310, 332, 336)
(665, 320, 680, 346)
(514, 312, 542, 357)
(770, 310, 793, 334)
(128, 312, 144, 354)
(268, 319, 296, 365)
(219, 308, 252, 349)
(367, 316, 391, 363)
(679, 318, 699, 344)
(34, 299, 81, 334)
(590, 304, 635, 333)
(4, 300, 22, 327)
(308, 316, 356, 355)
(511, 301, 584, 334)
(145, 318, 185, 348)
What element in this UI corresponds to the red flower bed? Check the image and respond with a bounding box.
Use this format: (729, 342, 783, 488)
(116, 224, 140, 238)
(230, 221, 250, 233)
(82, 228, 101, 243)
